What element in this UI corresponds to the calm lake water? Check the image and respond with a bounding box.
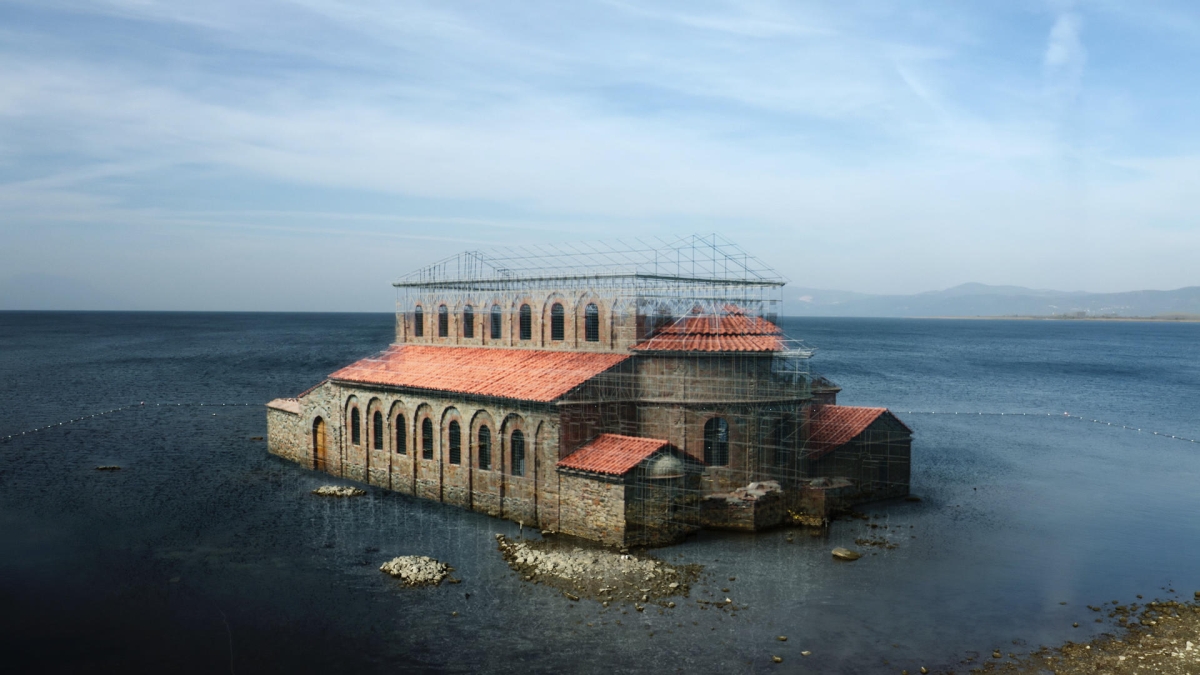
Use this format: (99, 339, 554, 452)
(2, 312, 1199, 674)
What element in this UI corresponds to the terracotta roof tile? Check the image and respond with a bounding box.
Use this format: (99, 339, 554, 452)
(632, 313, 785, 353)
(267, 398, 301, 415)
(328, 345, 629, 403)
(557, 434, 671, 476)
(807, 405, 911, 458)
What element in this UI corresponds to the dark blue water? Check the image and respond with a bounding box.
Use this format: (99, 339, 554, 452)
(2, 312, 1199, 674)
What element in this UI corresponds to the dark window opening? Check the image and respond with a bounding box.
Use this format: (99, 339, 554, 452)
(463, 305, 474, 339)
(704, 417, 729, 466)
(350, 407, 361, 445)
(421, 418, 434, 460)
(519, 304, 532, 341)
(585, 303, 600, 342)
(490, 304, 502, 340)
(511, 429, 525, 476)
(438, 305, 449, 337)
(550, 303, 564, 341)
(395, 415, 407, 454)
(448, 421, 462, 465)
(772, 419, 786, 465)
(478, 426, 491, 470)
(372, 411, 383, 450)
(414, 306, 424, 337)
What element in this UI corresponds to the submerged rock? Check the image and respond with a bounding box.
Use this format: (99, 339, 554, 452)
(831, 547, 862, 561)
(379, 556, 450, 586)
(312, 485, 365, 497)
(495, 533, 698, 603)
(95, 465, 121, 471)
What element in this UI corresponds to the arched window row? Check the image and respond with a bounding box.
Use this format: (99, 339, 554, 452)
(408, 299, 607, 344)
(347, 400, 527, 475)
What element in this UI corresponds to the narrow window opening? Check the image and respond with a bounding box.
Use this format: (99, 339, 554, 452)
(585, 303, 600, 342)
(704, 417, 729, 466)
(372, 411, 383, 450)
(463, 305, 474, 339)
(550, 303, 564, 341)
(350, 407, 361, 445)
(490, 304, 502, 340)
(414, 306, 424, 337)
(511, 429, 525, 476)
(438, 304, 448, 337)
(448, 421, 462, 465)
(478, 426, 491, 470)
(519, 304, 532, 341)
(395, 414, 407, 454)
(421, 418, 434, 460)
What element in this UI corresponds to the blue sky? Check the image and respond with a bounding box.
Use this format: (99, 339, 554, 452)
(1, 0, 1197, 311)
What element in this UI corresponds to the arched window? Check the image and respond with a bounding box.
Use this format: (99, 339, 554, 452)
(550, 303, 564, 341)
(585, 303, 600, 342)
(395, 414, 407, 454)
(478, 425, 491, 470)
(703, 417, 729, 466)
(438, 304, 449, 337)
(490, 304, 502, 340)
(312, 417, 327, 470)
(448, 420, 462, 465)
(414, 306, 424, 337)
(372, 411, 383, 450)
(463, 305, 475, 339)
(350, 407, 361, 445)
(519, 304, 532, 341)
(511, 429, 525, 476)
(421, 418, 434, 460)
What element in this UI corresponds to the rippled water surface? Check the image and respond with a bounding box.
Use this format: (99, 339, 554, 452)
(2, 312, 1199, 674)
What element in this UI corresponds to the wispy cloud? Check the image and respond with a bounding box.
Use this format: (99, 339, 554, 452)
(0, 1, 1198, 309)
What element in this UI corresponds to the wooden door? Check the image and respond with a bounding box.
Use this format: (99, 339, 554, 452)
(313, 417, 327, 471)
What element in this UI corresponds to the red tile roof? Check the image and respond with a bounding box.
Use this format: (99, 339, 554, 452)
(631, 313, 785, 353)
(557, 434, 671, 476)
(807, 405, 911, 458)
(328, 345, 629, 403)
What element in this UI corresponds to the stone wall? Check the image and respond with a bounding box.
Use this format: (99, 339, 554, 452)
(265, 380, 563, 529)
(557, 473, 626, 546)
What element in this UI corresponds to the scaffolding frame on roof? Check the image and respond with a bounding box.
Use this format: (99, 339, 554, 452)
(393, 233, 789, 323)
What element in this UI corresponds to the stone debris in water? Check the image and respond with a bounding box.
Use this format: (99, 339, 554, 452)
(831, 547, 862, 561)
(312, 485, 366, 497)
(95, 465, 121, 471)
(972, 597, 1200, 675)
(379, 556, 450, 586)
(495, 533, 698, 603)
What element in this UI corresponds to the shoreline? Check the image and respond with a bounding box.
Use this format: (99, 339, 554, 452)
(961, 594, 1200, 674)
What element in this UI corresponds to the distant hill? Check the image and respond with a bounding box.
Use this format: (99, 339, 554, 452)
(784, 283, 1200, 318)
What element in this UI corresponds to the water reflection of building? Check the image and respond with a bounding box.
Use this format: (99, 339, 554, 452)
(267, 235, 912, 547)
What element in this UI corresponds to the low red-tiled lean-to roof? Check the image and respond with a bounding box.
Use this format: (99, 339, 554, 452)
(807, 405, 911, 457)
(328, 345, 629, 403)
(556, 434, 672, 476)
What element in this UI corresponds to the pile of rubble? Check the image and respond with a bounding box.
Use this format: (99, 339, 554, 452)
(496, 534, 697, 604)
(311, 485, 365, 497)
(379, 556, 451, 586)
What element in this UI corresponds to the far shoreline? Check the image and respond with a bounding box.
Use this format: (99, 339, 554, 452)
(917, 315, 1200, 323)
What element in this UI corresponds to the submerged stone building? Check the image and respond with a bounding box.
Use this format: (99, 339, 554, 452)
(267, 235, 911, 547)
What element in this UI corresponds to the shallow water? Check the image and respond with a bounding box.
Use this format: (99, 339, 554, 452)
(1, 312, 1198, 673)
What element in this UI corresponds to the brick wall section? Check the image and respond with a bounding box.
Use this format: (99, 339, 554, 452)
(265, 380, 562, 529)
(557, 474, 626, 546)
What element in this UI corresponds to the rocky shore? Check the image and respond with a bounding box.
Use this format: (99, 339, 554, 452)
(379, 556, 451, 586)
(968, 595, 1200, 675)
(495, 534, 699, 604)
(311, 485, 365, 497)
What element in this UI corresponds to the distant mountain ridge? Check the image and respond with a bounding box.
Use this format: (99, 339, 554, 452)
(784, 283, 1200, 318)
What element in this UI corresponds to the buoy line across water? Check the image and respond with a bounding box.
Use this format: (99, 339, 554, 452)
(902, 410, 1198, 444)
(0, 401, 260, 443)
